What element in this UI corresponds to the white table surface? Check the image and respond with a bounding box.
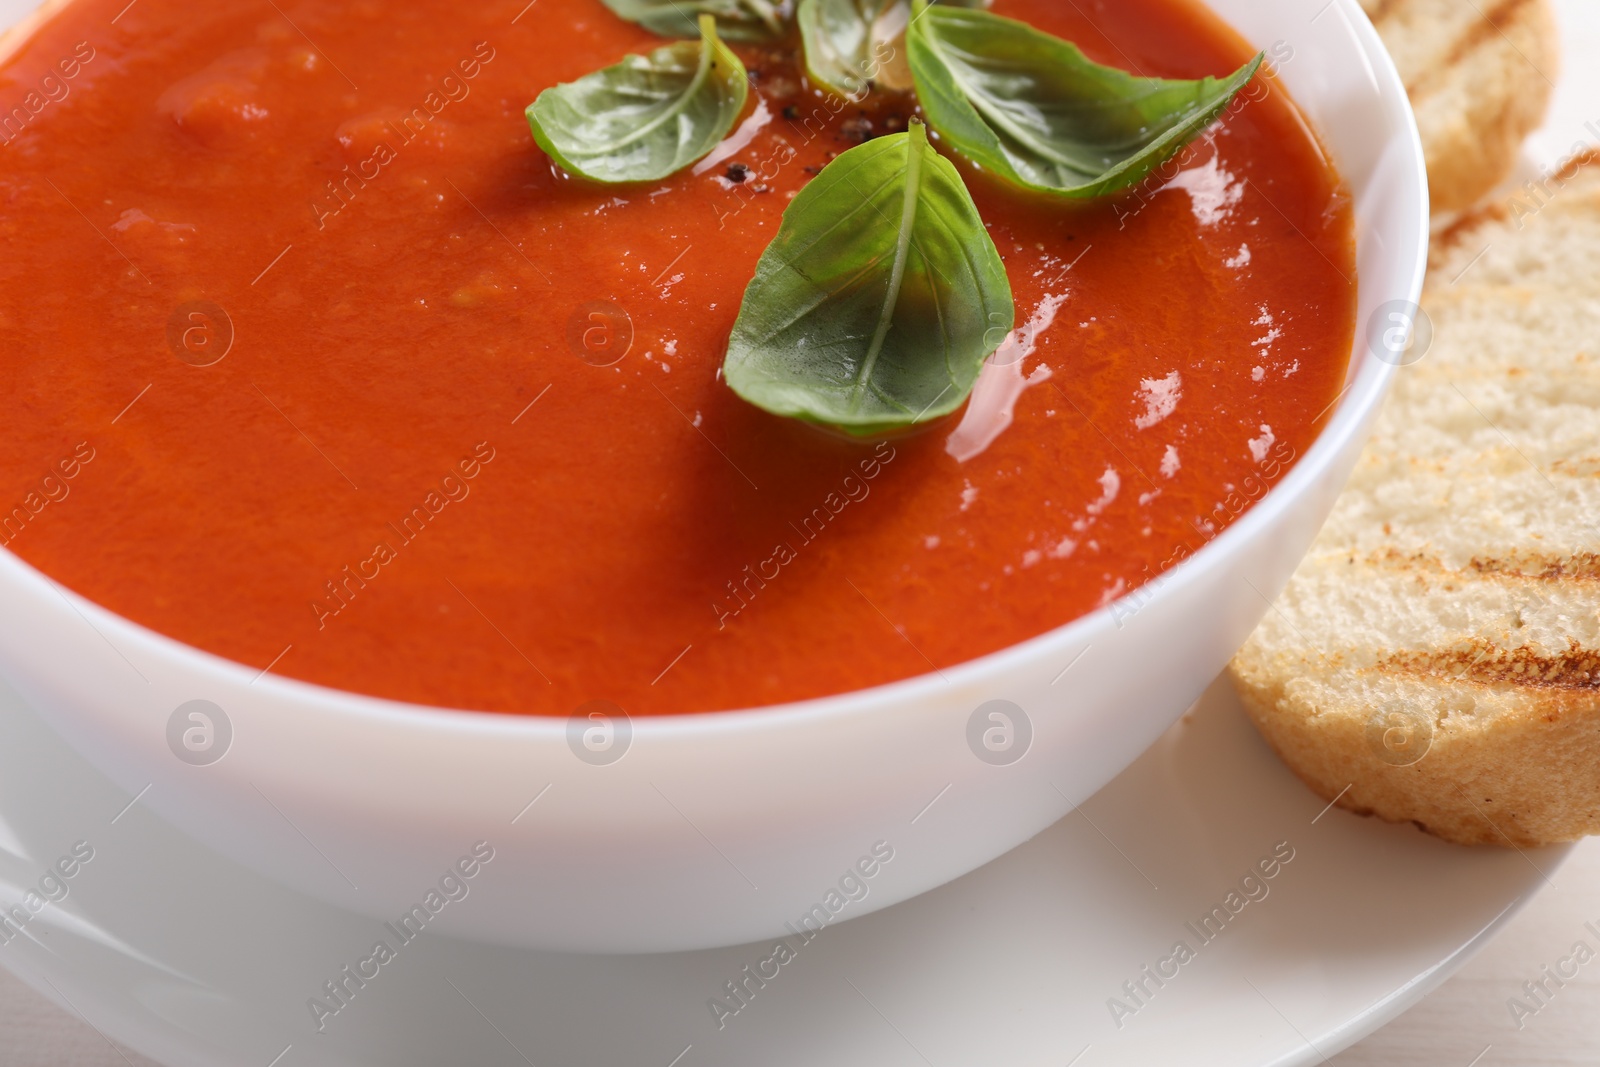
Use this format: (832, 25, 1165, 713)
(3, 0, 1598, 1063)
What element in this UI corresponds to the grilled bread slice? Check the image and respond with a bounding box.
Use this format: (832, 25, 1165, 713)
(1359, 0, 1559, 215)
(1229, 153, 1600, 847)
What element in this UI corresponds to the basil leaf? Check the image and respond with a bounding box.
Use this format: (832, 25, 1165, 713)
(906, 3, 1263, 198)
(723, 121, 1014, 436)
(600, 0, 789, 41)
(798, 0, 912, 97)
(797, 0, 989, 98)
(526, 16, 749, 184)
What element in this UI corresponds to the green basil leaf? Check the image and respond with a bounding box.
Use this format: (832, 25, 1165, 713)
(600, 0, 789, 41)
(798, 0, 912, 97)
(526, 15, 749, 184)
(796, 0, 989, 98)
(723, 121, 1014, 436)
(906, 3, 1263, 198)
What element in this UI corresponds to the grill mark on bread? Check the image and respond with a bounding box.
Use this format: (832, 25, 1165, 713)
(1436, 149, 1600, 255)
(1552, 455, 1600, 477)
(1345, 449, 1600, 479)
(1455, 0, 1539, 59)
(1546, 147, 1600, 185)
(1469, 551, 1600, 582)
(1380, 639, 1600, 691)
(1367, 0, 1401, 25)
(1344, 548, 1600, 583)
(1405, 0, 1537, 99)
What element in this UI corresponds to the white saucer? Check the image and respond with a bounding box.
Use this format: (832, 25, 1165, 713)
(0, 673, 1566, 1066)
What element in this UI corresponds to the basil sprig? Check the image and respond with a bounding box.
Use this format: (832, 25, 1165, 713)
(906, 1, 1263, 198)
(600, 0, 789, 41)
(533, 0, 1269, 436)
(723, 121, 1013, 435)
(796, 0, 988, 98)
(526, 14, 748, 183)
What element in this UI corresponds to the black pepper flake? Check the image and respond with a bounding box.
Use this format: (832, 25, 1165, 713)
(726, 163, 750, 183)
(781, 105, 800, 120)
(838, 117, 874, 143)
(802, 165, 822, 175)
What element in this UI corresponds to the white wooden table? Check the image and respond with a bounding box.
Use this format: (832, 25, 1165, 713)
(1333, 838, 1600, 1066)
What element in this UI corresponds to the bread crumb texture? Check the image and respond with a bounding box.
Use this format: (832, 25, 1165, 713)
(1361, 0, 1559, 214)
(1230, 153, 1600, 847)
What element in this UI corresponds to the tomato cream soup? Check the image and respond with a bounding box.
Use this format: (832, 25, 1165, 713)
(0, 0, 1354, 714)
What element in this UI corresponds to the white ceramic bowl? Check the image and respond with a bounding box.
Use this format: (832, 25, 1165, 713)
(0, 0, 1424, 953)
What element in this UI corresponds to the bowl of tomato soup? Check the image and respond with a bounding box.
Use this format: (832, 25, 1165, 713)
(0, 0, 1422, 951)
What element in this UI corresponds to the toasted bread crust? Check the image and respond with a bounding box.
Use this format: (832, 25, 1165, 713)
(1232, 676, 1600, 847)
(1230, 155, 1600, 848)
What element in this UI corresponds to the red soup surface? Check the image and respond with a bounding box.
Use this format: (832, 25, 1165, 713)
(0, 0, 1355, 715)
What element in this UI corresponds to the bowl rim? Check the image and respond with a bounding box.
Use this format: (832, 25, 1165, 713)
(0, 0, 1428, 743)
